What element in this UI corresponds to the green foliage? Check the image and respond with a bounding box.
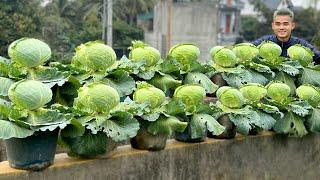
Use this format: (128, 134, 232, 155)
(0, 0, 42, 57)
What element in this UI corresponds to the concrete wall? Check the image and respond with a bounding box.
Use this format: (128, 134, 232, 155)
(146, 1, 218, 61)
(1, 132, 320, 180)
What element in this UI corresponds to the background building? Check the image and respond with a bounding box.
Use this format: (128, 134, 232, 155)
(139, 0, 243, 61)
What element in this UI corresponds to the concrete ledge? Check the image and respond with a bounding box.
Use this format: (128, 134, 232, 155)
(1, 132, 320, 180)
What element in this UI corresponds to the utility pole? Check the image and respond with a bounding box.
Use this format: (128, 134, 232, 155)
(167, 0, 173, 52)
(102, 0, 113, 46)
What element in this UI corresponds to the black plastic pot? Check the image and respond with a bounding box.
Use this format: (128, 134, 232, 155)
(208, 114, 236, 139)
(130, 125, 168, 151)
(248, 127, 262, 135)
(174, 124, 206, 143)
(4, 129, 59, 171)
(211, 73, 227, 87)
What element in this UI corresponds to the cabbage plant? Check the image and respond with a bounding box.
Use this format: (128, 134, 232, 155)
(262, 82, 313, 137)
(72, 41, 116, 72)
(126, 82, 187, 144)
(116, 41, 163, 80)
(173, 84, 206, 112)
(0, 79, 69, 139)
(288, 44, 314, 67)
(129, 41, 161, 67)
(258, 41, 282, 60)
(60, 83, 139, 157)
(168, 43, 202, 72)
(210, 47, 237, 68)
(239, 83, 267, 102)
(214, 86, 277, 135)
(165, 84, 225, 141)
(232, 43, 259, 62)
(1, 38, 69, 88)
(266, 82, 291, 103)
(296, 84, 320, 108)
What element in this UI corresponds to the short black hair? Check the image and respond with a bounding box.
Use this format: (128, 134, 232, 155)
(273, 8, 294, 21)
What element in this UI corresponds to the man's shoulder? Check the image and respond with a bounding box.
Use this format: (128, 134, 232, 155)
(290, 36, 312, 46)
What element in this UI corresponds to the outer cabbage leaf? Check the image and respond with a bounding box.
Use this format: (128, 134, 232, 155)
(273, 111, 308, 137)
(147, 116, 188, 136)
(61, 130, 115, 157)
(0, 77, 14, 96)
(100, 111, 139, 142)
(100, 70, 135, 97)
(286, 101, 312, 117)
(26, 108, 70, 127)
(299, 67, 320, 87)
(0, 120, 34, 139)
(277, 61, 302, 76)
(306, 108, 320, 133)
(148, 74, 181, 94)
(60, 119, 85, 138)
(27, 66, 69, 88)
(184, 72, 218, 94)
(190, 113, 225, 139)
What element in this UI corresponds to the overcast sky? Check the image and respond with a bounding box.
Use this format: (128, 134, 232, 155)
(292, 0, 320, 8)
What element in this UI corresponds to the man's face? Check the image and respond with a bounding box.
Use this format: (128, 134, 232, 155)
(272, 15, 295, 41)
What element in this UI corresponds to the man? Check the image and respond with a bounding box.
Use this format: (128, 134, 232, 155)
(252, 8, 320, 64)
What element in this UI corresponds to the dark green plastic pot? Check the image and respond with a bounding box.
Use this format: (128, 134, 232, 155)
(4, 129, 59, 171)
(174, 124, 206, 143)
(130, 125, 168, 151)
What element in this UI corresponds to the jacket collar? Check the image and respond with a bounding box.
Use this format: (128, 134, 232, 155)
(274, 35, 292, 47)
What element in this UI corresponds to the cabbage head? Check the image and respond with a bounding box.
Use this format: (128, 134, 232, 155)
(232, 43, 259, 62)
(8, 80, 52, 110)
(266, 82, 291, 101)
(296, 84, 320, 107)
(8, 38, 51, 68)
(211, 47, 237, 67)
(74, 83, 120, 113)
(218, 87, 244, 108)
(133, 85, 165, 108)
(72, 41, 116, 72)
(216, 86, 232, 99)
(258, 41, 282, 59)
(209, 46, 224, 57)
(129, 41, 161, 67)
(287, 44, 314, 67)
(173, 84, 206, 107)
(169, 43, 200, 66)
(239, 83, 267, 101)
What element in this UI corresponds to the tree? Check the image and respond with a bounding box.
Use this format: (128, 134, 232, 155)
(0, 0, 43, 57)
(113, 0, 155, 25)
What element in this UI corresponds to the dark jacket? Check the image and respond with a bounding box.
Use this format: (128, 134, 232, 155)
(251, 35, 320, 64)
